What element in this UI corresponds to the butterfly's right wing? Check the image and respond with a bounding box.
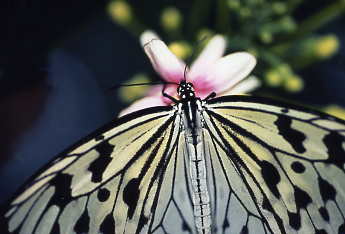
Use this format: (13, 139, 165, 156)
(202, 95, 345, 234)
(2, 106, 195, 234)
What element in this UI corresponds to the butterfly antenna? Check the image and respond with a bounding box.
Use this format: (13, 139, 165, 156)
(183, 35, 210, 82)
(108, 81, 178, 92)
(183, 65, 188, 82)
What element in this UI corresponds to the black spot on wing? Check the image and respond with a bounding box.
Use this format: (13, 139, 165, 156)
(240, 225, 248, 234)
(49, 173, 73, 208)
(275, 115, 306, 153)
(323, 131, 345, 168)
(123, 178, 140, 219)
(100, 213, 115, 233)
(88, 141, 114, 183)
(339, 223, 345, 233)
(291, 161, 305, 174)
(74, 209, 90, 233)
(260, 160, 281, 198)
(95, 141, 114, 156)
(294, 186, 312, 209)
(222, 218, 229, 231)
(95, 134, 105, 141)
(97, 188, 110, 202)
(316, 229, 327, 234)
(262, 197, 273, 212)
(182, 221, 192, 232)
(318, 207, 329, 222)
(51, 222, 60, 234)
(281, 108, 288, 113)
(287, 211, 301, 230)
(318, 177, 336, 202)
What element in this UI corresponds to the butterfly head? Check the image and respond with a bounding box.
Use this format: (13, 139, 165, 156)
(177, 81, 195, 100)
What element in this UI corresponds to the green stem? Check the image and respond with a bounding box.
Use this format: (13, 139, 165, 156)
(271, 0, 345, 55)
(259, 48, 284, 67)
(295, 0, 345, 37)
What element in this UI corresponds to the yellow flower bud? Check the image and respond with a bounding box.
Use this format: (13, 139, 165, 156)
(284, 75, 304, 92)
(314, 35, 339, 59)
(277, 63, 292, 76)
(108, 1, 132, 25)
(324, 105, 345, 120)
(168, 41, 192, 60)
(161, 7, 182, 32)
(265, 69, 283, 87)
(119, 73, 150, 103)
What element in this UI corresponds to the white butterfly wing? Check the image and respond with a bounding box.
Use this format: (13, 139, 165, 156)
(203, 95, 345, 233)
(3, 95, 345, 234)
(3, 107, 192, 234)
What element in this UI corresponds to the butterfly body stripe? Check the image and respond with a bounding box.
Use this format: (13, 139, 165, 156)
(180, 99, 212, 233)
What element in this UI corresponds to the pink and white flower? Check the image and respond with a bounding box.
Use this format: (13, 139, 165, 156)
(120, 31, 258, 116)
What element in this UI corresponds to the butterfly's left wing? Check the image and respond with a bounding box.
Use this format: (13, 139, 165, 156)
(1, 106, 197, 234)
(202, 95, 345, 234)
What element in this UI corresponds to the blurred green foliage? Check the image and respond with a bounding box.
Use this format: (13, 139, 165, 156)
(107, 0, 345, 118)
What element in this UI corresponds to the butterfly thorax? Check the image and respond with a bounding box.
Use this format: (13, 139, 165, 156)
(178, 81, 200, 133)
(177, 80, 196, 100)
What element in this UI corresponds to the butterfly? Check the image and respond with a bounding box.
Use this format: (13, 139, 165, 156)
(1, 76, 345, 233)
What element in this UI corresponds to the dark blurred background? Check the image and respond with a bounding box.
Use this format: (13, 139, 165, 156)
(0, 0, 344, 204)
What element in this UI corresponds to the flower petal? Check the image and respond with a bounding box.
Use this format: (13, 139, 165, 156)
(140, 30, 161, 46)
(188, 35, 226, 81)
(118, 95, 166, 117)
(195, 52, 256, 93)
(221, 75, 261, 95)
(147, 84, 179, 104)
(140, 31, 185, 83)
